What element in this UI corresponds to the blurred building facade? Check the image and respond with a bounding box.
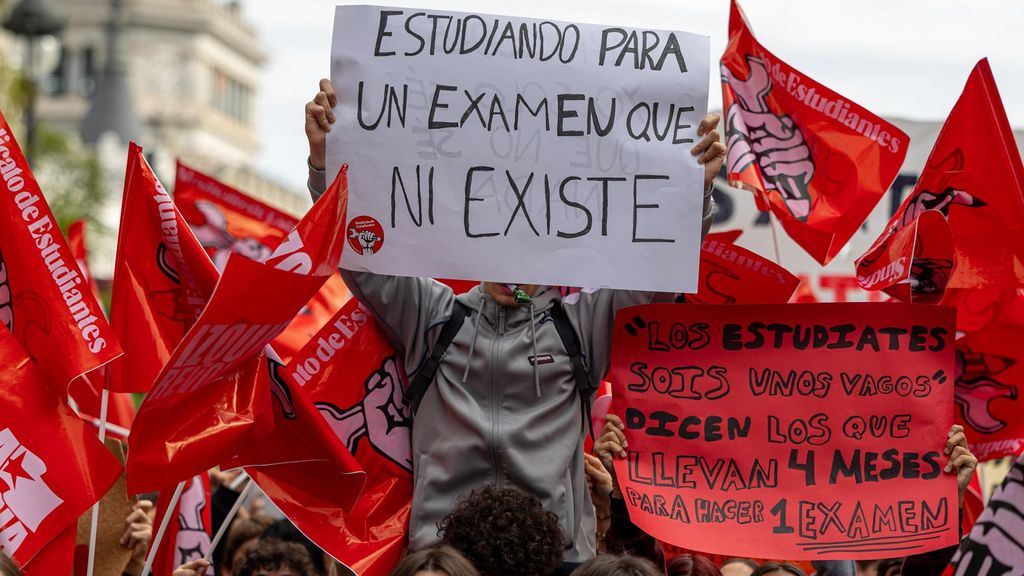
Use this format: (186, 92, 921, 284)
(9, 0, 308, 275)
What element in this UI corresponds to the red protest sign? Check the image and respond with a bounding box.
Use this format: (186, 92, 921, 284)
(721, 0, 907, 265)
(609, 303, 957, 560)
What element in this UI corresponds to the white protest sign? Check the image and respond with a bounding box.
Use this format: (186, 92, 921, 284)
(328, 5, 709, 292)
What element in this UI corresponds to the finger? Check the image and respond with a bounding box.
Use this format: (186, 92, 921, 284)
(948, 424, 964, 437)
(949, 454, 977, 474)
(606, 414, 624, 430)
(700, 141, 727, 165)
(945, 447, 972, 472)
(320, 78, 337, 108)
(305, 101, 331, 133)
(690, 130, 721, 157)
(697, 112, 721, 136)
(945, 432, 967, 454)
(314, 91, 336, 123)
(134, 500, 154, 513)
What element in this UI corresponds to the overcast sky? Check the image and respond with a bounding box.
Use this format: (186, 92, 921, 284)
(243, 0, 1024, 192)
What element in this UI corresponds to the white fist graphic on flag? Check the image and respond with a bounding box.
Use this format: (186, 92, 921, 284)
(722, 55, 815, 221)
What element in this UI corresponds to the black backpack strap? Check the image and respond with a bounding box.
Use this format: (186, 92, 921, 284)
(407, 301, 470, 416)
(549, 302, 597, 439)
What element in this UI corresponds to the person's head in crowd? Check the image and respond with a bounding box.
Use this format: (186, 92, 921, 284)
(0, 553, 22, 576)
(750, 563, 806, 576)
(222, 514, 276, 575)
(666, 554, 722, 576)
(719, 558, 757, 576)
(390, 546, 480, 576)
(856, 560, 879, 576)
(875, 558, 901, 576)
(262, 519, 328, 575)
(570, 554, 660, 576)
(438, 485, 564, 576)
(235, 539, 315, 576)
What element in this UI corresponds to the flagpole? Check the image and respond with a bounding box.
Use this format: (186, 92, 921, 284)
(86, 377, 111, 576)
(203, 479, 255, 563)
(768, 210, 783, 265)
(141, 480, 186, 576)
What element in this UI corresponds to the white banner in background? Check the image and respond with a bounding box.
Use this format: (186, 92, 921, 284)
(329, 5, 709, 292)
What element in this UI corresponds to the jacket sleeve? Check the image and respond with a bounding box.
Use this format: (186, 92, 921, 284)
(309, 160, 454, 378)
(561, 185, 716, 386)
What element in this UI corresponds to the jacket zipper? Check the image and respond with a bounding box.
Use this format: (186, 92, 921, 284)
(491, 305, 505, 489)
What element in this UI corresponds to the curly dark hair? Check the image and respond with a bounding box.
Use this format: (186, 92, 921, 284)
(235, 539, 316, 576)
(438, 485, 565, 576)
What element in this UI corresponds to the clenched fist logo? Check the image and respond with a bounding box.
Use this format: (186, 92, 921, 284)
(722, 55, 815, 221)
(345, 216, 385, 256)
(316, 356, 412, 472)
(893, 186, 986, 235)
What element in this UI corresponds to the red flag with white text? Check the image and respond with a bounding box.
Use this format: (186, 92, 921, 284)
(0, 329, 121, 566)
(0, 112, 121, 388)
(856, 59, 1024, 302)
(251, 298, 409, 576)
(64, 219, 138, 431)
(680, 235, 798, 304)
(108, 144, 220, 393)
(721, 0, 908, 265)
(127, 169, 364, 508)
(174, 163, 350, 363)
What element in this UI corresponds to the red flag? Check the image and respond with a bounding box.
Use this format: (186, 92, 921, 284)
(680, 236, 798, 304)
(127, 168, 364, 506)
(856, 59, 1024, 301)
(252, 299, 409, 576)
(152, 474, 213, 576)
(0, 112, 121, 387)
(174, 162, 350, 362)
(0, 329, 121, 565)
(721, 0, 908, 265)
(954, 313, 1024, 462)
(66, 220, 102, 305)
(20, 525, 74, 575)
(108, 144, 220, 393)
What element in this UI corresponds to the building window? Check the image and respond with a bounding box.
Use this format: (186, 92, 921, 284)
(211, 68, 250, 125)
(42, 46, 67, 95)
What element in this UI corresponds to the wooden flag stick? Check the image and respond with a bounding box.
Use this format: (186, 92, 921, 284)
(141, 480, 186, 576)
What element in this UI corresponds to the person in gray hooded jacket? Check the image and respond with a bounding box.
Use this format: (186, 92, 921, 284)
(304, 78, 725, 565)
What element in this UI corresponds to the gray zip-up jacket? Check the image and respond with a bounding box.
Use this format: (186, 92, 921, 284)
(309, 164, 714, 563)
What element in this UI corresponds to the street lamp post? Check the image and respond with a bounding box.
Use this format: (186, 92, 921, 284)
(3, 0, 65, 165)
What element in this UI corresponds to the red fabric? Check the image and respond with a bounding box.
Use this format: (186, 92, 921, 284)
(67, 370, 136, 434)
(253, 298, 409, 575)
(856, 59, 1024, 301)
(0, 329, 122, 565)
(0, 112, 122, 388)
(108, 144, 220, 393)
(721, 0, 907, 265)
(127, 169, 365, 509)
(954, 303, 1024, 462)
(680, 236, 798, 304)
(20, 525, 74, 575)
(152, 474, 213, 576)
(174, 162, 350, 363)
(961, 473, 984, 535)
(65, 220, 102, 305)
